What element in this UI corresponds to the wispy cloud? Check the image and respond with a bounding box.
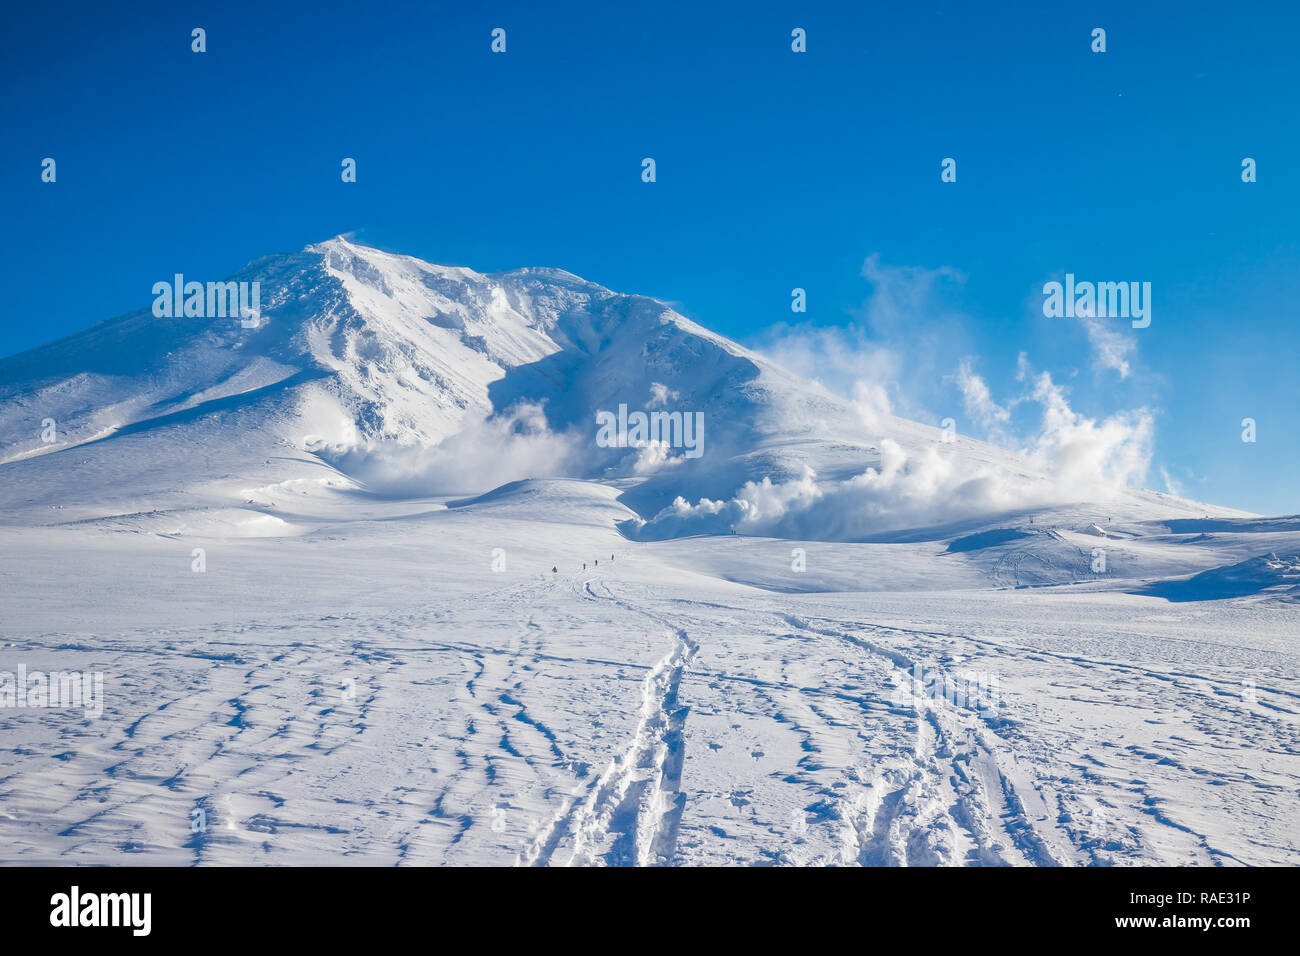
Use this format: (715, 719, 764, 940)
(953, 357, 1012, 440)
(1080, 315, 1137, 379)
(750, 255, 970, 426)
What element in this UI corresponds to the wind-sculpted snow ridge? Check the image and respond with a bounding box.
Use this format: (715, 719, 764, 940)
(1136, 552, 1300, 602)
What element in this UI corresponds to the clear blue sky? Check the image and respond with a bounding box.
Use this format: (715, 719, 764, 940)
(2, 1, 1297, 514)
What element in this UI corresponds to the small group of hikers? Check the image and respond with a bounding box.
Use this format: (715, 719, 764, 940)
(552, 554, 614, 574)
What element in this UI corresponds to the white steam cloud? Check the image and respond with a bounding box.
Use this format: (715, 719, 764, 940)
(325, 402, 582, 497)
(631, 355, 1155, 541)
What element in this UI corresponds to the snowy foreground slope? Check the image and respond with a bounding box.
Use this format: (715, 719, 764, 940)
(0, 240, 1296, 865)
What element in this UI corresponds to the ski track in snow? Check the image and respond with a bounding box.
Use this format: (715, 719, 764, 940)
(522, 615, 697, 866)
(775, 612, 1063, 865)
(1, 535, 1297, 866)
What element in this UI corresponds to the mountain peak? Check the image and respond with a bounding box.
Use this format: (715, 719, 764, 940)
(306, 235, 483, 285)
(0, 241, 1242, 538)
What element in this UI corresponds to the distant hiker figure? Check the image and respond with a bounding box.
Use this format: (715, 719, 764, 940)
(595, 559, 598, 567)
(552, 566, 557, 574)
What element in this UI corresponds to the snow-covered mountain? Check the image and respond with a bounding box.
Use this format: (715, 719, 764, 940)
(0, 237, 1238, 538)
(1, 236, 818, 451)
(2, 238, 1297, 868)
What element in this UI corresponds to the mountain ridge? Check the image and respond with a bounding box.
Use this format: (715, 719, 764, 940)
(0, 238, 1249, 541)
